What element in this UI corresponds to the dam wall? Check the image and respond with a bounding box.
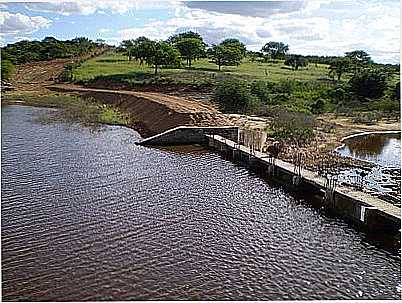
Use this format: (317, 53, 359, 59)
(135, 125, 399, 234)
(206, 134, 400, 234)
(137, 126, 239, 146)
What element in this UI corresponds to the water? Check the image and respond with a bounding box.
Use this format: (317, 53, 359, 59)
(335, 132, 401, 206)
(336, 132, 401, 168)
(2, 105, 401, 301)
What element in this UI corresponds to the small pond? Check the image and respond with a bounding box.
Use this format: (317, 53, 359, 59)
(336, 132, 401, 206)
(336, 132, 401, 168)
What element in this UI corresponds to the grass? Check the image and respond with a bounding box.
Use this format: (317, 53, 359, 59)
(72, 52, 335, 85)
(3, 94, 130, 127)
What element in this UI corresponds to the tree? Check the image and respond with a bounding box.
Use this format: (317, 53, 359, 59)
(284, 55, 308, 70)
(145, 41, 181, 75)
(213, 79, 258, 113)
(71, 37, 94, 55)
(328, 57, 351, 81)
(345, 50, 372, 74)
(130, 37, 154, 64)
(208, 44, 243, 71)
(247, 51, 263, 62)
(167, 31, 204, 45)
(220, 38, 247, 56)
(393, 82, 400, 101)
(349, 70, 388, 99)
(261, 41, 289, 60)
(173, 37, 205, 67)
(1, 60, 15, 81)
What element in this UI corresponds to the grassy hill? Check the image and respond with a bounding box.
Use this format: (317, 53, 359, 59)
(72, 52, 333, 85)
(70, 51, 399, 117)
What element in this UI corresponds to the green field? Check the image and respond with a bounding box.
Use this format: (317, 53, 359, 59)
(73, 52, 333, 84)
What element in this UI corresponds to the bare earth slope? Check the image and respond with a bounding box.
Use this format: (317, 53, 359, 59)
(48, 84, 232, 135)
(6, 58, 232, 136)
(10, 59, 75, 93)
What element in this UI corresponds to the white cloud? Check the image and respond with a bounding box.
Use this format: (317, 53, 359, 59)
(24, 0, 180, 16)
(118, 7, 330, 47)
(117, 1, 399, 63)
(0, 11, 52, 35)
(184, 1, 309, 17)
(98, 28, 111, 34)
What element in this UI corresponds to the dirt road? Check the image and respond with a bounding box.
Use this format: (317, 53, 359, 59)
(6, 59, 232, 135)
(9, 58, 74, 93)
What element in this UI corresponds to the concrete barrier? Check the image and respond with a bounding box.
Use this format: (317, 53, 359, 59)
(206, 134, 401, 234)
(136, 125, 400, 234)
(137, 126, 239, 146)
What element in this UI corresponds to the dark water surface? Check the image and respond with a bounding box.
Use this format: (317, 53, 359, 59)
(336, 132, 401, 168)
(335, 132, 401, 206)
(2, 105, 401, 301)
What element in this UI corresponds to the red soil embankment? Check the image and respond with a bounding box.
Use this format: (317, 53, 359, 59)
(48, 84, 232, 136)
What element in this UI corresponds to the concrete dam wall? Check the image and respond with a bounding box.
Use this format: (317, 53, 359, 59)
(138, 126, 239, 146)
(137, 125, 400, 234)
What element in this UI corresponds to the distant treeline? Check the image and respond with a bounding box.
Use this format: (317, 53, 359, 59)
(1, 37, 108, 65)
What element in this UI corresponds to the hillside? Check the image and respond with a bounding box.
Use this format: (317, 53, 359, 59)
(72, 52, 333, 85)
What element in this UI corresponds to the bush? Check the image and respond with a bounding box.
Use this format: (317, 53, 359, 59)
(352, 111, 382, 124)
(213, 79, 259, 113)
(1, 60, 15, 81)
(349, 70, 388, 99)
(392, 81, 400, 101)
(267, 108, 316, 145)
(250, 80, 275, 104)
(369, 98, 400, 112)
(311, 98, 326, 114)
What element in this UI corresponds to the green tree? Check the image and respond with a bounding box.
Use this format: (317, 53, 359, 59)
(130, 37, 154, 64)
(393, 81, 400, 101)
(173, 37, 205, 67)
(167, 31, 205, 45)
(71, 37, 94, 55)
(328, 57, 351, 81)
(213, 79, 258, 113)
(208, 44, 244, 71)
(349, 70, 388, 99)
(145, 41, 181, 75)
(261, 41, 289, 60)
(220, 38, 247, 56)
(345, 50, 372, 74)
(120, 39, 136, 61)
(284, 55, 308, 70)
(1, 59, 15, 81)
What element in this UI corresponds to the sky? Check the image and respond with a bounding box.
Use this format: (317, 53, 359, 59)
(0, 0, 400, 64)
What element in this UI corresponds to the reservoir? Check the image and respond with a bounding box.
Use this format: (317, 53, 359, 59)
(336, 132, 401, 168)
(335, 132, 401, 206)
(1, 105, 401, 301)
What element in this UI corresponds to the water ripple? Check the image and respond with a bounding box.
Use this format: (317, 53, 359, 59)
(1, 105, 401, 301)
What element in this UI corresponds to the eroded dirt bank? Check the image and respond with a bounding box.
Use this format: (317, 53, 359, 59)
(47, 84, 232, 136)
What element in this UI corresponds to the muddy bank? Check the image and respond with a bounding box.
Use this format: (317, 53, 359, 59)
(47, 84, 232, 137)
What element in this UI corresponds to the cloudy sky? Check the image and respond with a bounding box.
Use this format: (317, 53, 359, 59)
(0, 0, 400, 63)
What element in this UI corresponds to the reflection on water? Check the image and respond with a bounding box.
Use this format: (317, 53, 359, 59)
(337, 133, 401, 168)
(1, 106, 401, 301)
(336, 132, 401, 205)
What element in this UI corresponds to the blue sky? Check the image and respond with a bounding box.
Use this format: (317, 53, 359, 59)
(0, 1, 400, 63)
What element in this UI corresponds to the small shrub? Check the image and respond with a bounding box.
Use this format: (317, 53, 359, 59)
(392, 81, 400, 101)
(369, 98, 400, 112)
(352, 111, 382, 124)
(267, 108, 316, 146)
(213, 79, 259, 113)
(349, 70, 388, 99)
(311, 98, 326, 114)
(1, 60, 15, 81)
(250, 80, 275, 104)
